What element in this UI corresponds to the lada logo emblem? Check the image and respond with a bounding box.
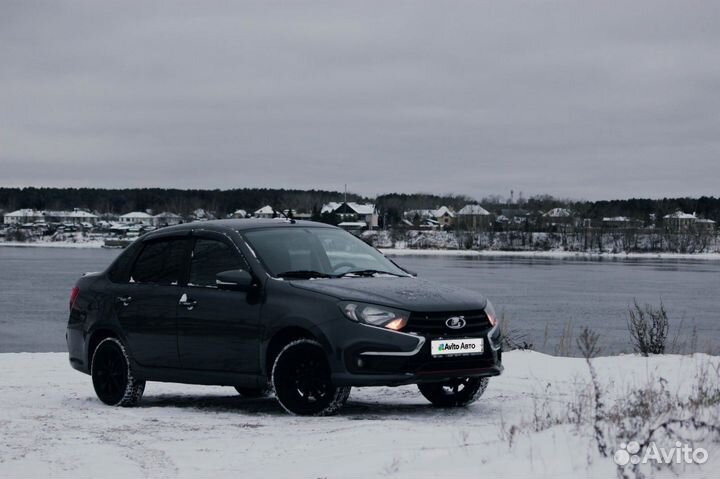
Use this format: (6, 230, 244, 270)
(445, 316, 466, 329)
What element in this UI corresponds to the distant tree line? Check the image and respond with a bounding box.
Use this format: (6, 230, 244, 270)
(573, 196, 720, 222)
(0, 187, 718, 223)
(479, 195, 720, 223)
(0, 187, 365, 217)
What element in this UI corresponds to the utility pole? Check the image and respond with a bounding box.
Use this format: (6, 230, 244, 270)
(344, 184, 347, 204)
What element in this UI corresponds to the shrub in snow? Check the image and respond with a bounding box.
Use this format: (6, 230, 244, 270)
(627, 300, 669, 356)
(499, 314, 533, 351)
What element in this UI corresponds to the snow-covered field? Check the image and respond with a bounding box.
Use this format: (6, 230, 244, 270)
(1, 351, 718, 478)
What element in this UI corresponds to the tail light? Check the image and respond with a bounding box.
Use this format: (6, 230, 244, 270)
(69, 286, 80, 312)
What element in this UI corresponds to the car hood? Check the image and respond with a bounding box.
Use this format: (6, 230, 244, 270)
(288, 276, 487, 312)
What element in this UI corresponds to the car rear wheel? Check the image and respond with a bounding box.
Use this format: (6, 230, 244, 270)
(234, 385, 271, 398)
(418, 377, 489, 407)
(91, 337, 145, 407)
(271, 339, 350, 416)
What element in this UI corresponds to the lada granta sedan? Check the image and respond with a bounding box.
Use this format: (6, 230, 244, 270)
(67, 219, 503, 415)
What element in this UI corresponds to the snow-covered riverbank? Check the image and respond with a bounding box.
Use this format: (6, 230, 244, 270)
(1, 351, 717, 478)
(381, 248, 720, 260)
(0, 240, 105, 249)
(2, 240, 720, 260)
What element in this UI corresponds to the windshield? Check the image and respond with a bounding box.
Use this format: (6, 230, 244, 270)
(242, 227, 408, 279)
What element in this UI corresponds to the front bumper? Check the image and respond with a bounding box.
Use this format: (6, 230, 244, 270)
(325, 320, 503, 387)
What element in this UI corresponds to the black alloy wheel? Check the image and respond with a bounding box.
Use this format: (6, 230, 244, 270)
(271, 339, 350, 416)
(91, 337, 145, 407)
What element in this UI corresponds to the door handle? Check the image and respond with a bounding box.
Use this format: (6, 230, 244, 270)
(116, 296, 133, 306)
(178, 293, 197, 310)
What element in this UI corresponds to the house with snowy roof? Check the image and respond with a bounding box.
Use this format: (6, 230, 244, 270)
(663, 211, 716, 233)
(541, 208, 576, 230)
(402, 206, 455, 229)
(432, 206, 455, 228)
(254, 205, 276, 218)
(45, 209, 99, 225)
(663, 211, 696, 232)
(3, 208, 98, 225)
(322, 202, 378, 229)
(456, 204, 492, 231)
(3, 209, 46, 225)
(119, 211, 153, 225)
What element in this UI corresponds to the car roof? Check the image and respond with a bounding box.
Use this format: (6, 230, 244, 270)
(143, 218, 337, 241)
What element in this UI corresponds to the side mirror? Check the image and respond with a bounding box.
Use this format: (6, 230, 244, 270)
(216, 269, 254, 292)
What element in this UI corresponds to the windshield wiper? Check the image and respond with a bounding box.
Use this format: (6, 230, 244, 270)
(276, 270, 337, 279)
(340, 269, 405, 277)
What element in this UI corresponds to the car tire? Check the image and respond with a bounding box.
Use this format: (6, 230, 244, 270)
(271, 339, 350, 416)
(234, 385, 271, 398)
(417, 377, 489, 407)
(91, 337, 145, 407)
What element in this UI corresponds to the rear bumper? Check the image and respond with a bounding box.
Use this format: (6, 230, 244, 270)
(66, 326, 90, 375)
(325, 320, 503, 387)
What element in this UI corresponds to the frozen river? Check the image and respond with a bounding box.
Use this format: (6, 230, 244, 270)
(1, 246, 718, 355)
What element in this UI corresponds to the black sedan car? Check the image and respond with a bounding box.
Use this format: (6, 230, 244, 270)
(67, 219, 502, 415)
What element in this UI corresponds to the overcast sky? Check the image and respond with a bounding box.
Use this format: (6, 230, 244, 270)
(1, 1, 719, 200)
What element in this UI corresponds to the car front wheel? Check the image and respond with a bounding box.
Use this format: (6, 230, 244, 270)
(271, 339, 350, 416)
(91, 337, 145, 407)
(418, 377, 488, 407)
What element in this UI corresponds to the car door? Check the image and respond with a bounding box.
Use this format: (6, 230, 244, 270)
(176, 233, 262, 373)
(116, 236, 190, 369)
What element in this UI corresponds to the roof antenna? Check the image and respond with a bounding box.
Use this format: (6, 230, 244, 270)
(274, 207, 296, 224)
(344, 184, 347, 204)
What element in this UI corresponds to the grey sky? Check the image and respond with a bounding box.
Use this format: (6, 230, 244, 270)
(1, 1, 719, 200)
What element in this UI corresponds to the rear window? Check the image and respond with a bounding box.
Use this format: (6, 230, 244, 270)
(107, 240, 143, 283)
(130, 239, 188, 285)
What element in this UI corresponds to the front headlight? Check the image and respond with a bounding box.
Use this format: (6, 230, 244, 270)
(484, 299, 497, 327)
(339, 302, 409, 331)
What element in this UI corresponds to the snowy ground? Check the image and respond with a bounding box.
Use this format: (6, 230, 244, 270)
(1, 351, 718, 478)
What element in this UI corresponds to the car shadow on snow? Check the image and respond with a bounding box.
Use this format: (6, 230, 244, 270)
(138, 393, 284, 415)
(134, 392, 498, 419)
(342, 399, 500, 420)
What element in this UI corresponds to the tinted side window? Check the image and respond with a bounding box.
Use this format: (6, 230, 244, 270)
(189, 239, 247, 287)
(131, 239, 188, 285)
